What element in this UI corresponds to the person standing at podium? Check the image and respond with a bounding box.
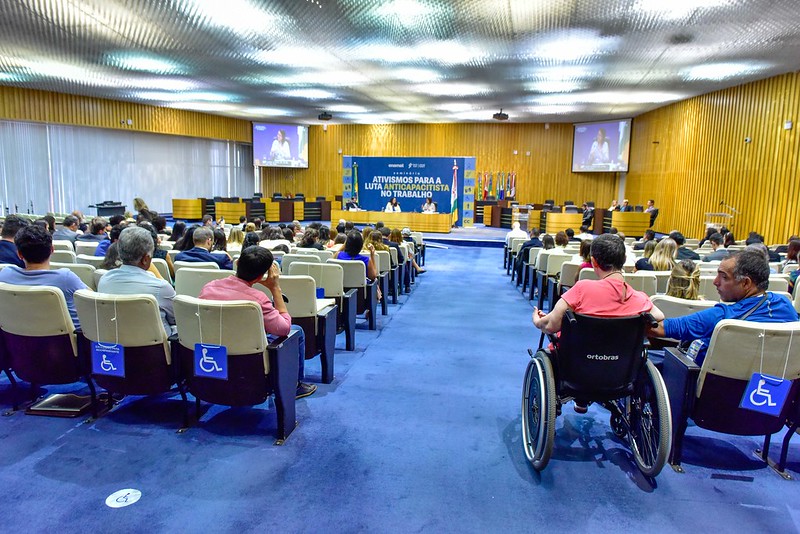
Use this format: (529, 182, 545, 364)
(385, 197, 401, 212)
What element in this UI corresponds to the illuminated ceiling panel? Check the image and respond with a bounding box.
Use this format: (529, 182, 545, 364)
(0, 0, 798, 123)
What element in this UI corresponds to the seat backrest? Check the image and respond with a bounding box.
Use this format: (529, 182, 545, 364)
(0, 282, 76, 354)
(410, 232, 423, 245)
(175, 268, 232, 298)
(557, 312, 649, 395)
(578, 267, 599, 281)
(546, 253, 570, 277)
(73, 290, 169, 362)
(328, 258, 366, 288)
(652, 270, 671, 294)
(276, 275, 317, 318)
(511, 238, 527, 254)
(525, 247, 540, 266)
(151, 257, 172, 284)
(173, 295, 269, 369)
(699, 276, 719, 301)
(623, 272, 657, 296)
(289, 262, 345, 297)
(558, 262, 583, 290)
(375, 250, 391, 274)
(76, 254, 105, 268)
(535, 249, 554, 271)
(53, 240, 74, 251)
(282, 253, 319, 274)
(75, 241, 100, 256)
(50, 262, 97, 290)
(649, 295, 716, 319)
(768, 275, 789, 293)
(93, 268, 108, 289)
(173, 260, 220, 275)
(51, 250, 77, 263)
(700, 319, 800, 394)
(388, 246, 398, 267)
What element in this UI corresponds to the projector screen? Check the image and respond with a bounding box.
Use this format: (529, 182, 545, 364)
(571, 119, 632, 173)
(253, 123, 309, 168)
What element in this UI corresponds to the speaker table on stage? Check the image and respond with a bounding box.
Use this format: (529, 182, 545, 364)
(89, 201, 126, 217)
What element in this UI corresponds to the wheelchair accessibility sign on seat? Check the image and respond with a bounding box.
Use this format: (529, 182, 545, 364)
(91, 342, 125, 378)
(740, 373, 791, 417)
(194, 344, 228, 380)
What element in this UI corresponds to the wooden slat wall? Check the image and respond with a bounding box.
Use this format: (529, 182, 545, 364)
(260, 123, 619, 210)
(0, 86, 252, 142)
(625, 72, 800, 243)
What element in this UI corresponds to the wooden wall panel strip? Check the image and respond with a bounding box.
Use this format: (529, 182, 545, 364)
(0, 86, 251, 142)
(627, 72, 800, 244)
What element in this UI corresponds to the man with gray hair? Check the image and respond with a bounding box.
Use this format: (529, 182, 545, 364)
(98, 226, 176, 335)
(174, 226, 233, 269)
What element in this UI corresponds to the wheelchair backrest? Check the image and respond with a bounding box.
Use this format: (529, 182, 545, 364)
(557, 312, 648, 395)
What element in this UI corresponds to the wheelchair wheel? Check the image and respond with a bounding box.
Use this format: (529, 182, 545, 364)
(627, 360, 672, 477)
(521, 352, 556, 470)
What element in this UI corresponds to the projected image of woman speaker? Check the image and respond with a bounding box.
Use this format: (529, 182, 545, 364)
(269, 129, 292, 162)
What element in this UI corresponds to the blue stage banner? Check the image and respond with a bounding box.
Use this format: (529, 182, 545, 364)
(349, 157, 465, 215)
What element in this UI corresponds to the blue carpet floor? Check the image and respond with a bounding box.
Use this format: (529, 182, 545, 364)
(1, 245, 799, 532)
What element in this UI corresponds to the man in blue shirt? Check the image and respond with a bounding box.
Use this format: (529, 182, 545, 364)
(649, 249, 798, 364)
(0, 225, 88, 329)
(174, 227, 233, 269)
(0, 215, 30, 267)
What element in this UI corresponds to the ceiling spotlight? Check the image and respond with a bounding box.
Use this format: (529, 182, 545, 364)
(493, 108, 509, 121)
(318, 111, 332, 121)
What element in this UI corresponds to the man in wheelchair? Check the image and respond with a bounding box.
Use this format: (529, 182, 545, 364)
(525, 234, 671, 476)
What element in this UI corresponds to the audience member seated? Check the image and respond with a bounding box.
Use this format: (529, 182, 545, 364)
(198, 245, 316, 399)
(637, 237, 676, 272)
(633, 229, 656, 250)
(745, 231, 781, 262)
(76, 217, 109, 242)
(42, 215, 56, 234)
(723, 231, 736, 249)
(775, 235, 799, 255)
(532, 234, 664, 411)
(514, 227, 544, 281)
(379, 226, 403, 263)
(505, 221, 527, 245)
(702, 232, 729, 262)
(97, 226, 176, 335)
(175, 227, 233, 269)
(168, 221, 186, 242)
(298, 228, 324, 250)
(318, 226, 332, 248)
(669, 231, 700, 260)
(227, 228, 244, 253)
(565, 228, 580, 243)
(397, 228, 425, 274)
(0, 215, 29, 267)
(666, 260, 701, 300)
(575, 225, 593, 241)
(369, 231, 393, 266)
(95, 223, 125, 257)
(175, 225, 200, 251)
(0, 225, 87, 328)
(554, 231, 569, 249)
(140, 223, 173, 278)
(781, 239, 800, 271)
(649, 250, 798, 365)
(634, 240, 657, 271)
(242, 232, 261, 249)
(53, 214, 81, 244)
(336, 230, 378, 283)
(698, 227, 717, 249)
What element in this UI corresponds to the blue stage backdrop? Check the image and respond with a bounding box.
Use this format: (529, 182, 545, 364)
(342, 156, 474, 226)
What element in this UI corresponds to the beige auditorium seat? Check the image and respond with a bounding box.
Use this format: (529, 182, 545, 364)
(50, 261, 97, 290)
(624, 271, 657, 296)
(173, 295, 301, 442)
(288, 261, 357, 351)
(0, 282, 96, 414)
(51, 250, 77, 263)
(272, 274, 337, 384)
(768, 275, 790, 293)
(53, 240, 75, 251)
(76, 253, 105, 268)
(698, 276, 719, 301)
(653, 271, 671, 294)
(93, 269, 108, 289)
(173, 260, 220, 275)
(75, 241, 100, 256)
(281, 253, 320, 275)
(151, 257, 172, 284)
(174, 267, 232, 298)
(73, 290, 179, 420)
(557, 261, 583, 296)
(578, 268, 599, 281)
(328, 258, 378, 330)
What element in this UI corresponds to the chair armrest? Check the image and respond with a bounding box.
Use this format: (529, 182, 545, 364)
(267, 329, 300, 442)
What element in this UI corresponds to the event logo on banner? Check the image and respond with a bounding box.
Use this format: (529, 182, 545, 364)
(349, 157, 466, 215)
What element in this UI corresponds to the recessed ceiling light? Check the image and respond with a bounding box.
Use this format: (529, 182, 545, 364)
(180, 0, 279, 36)
(634, 0, 730, 20)
(282, 88, 337, 100)
(530, 30, 620, 62)
(682, 62, 767, 81)
(375, 0, 437, 27)
(411, 82, 490, 96)
(241, 107, 293, 116)
(527, 80, 585, 93)
(253, 47, 336, 68)
(328, 104, 369, 113)
(168, 102, 235, 112)
(108, 54, 183, 74)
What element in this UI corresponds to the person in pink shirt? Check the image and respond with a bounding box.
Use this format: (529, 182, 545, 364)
(532, 234, 664, 412)
(199, 245, 316, 399)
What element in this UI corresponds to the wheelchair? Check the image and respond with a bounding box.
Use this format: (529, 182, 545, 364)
(522, 311, 672, 477)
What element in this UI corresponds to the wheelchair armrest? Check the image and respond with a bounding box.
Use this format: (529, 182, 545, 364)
(642, 313, 658, 328)
(564, 309, 576, 324)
